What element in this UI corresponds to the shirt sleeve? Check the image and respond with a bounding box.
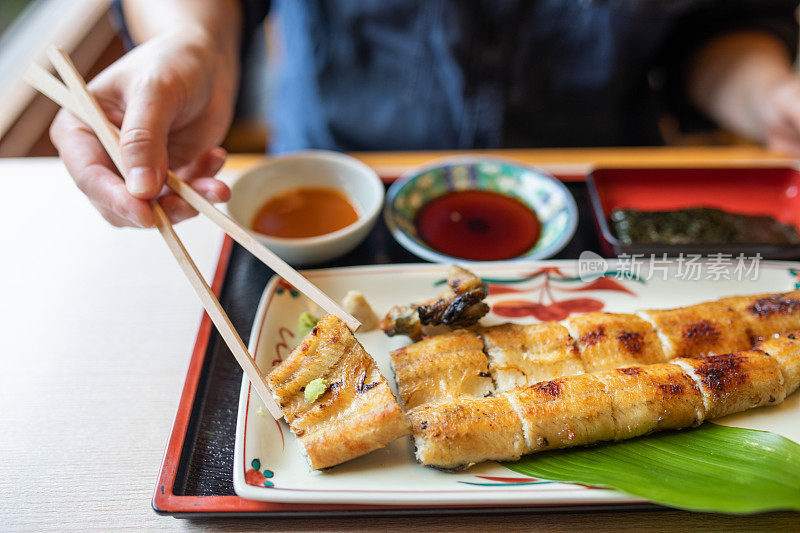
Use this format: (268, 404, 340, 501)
(239, 0, 272, 50)
(109, 0, 135, 50)
(109, 0, 271, 51)
(657, 0, 800, 133)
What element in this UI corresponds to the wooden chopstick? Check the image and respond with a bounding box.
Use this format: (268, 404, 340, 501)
(32, 46, 284, 419)
(26, 47, 361, 333)
(160, 175, 363, 330)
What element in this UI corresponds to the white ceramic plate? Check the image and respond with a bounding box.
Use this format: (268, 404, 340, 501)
(233, 261, 800, 506)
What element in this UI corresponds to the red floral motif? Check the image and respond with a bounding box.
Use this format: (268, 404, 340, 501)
(245, 468, 269, 486)
(475, 475, 541, 484)
(273, 327, 295, 367)
(493, 298, 603, 321)
(556, 276, 636, 296)
(245, 458, 275, 487)
(523, 266, 568, 277)
(487, 284, 528, 296)
(490, 267, 635, 321)
(276, 278, 300, 297)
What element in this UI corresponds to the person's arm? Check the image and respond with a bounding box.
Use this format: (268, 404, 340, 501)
(50, 0, 243, 227)
(123, 0, 241, 46)
(686, 30, 800, 154)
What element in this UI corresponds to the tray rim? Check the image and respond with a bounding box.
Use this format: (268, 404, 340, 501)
(155, 163, 800, 516)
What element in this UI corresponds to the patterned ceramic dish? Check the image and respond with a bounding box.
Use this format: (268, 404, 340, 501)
(232, 261, 800, 505)
(384, 157, 578, 262)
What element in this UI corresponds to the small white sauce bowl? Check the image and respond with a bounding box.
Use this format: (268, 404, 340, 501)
(227, 151, 384, 265)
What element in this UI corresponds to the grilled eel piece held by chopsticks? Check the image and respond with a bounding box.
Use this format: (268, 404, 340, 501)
(408, 336, 797, 469)
(267, 315, 410, 470)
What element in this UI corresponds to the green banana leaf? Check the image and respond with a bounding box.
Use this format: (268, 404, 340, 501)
(503, 423, 800, 513)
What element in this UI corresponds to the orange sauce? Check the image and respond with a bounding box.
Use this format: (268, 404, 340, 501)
(252, 186, 359, 238)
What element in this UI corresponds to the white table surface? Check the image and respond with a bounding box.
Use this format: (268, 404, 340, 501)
(1, 157, 797, 531)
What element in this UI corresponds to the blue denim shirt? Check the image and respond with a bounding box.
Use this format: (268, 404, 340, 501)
(120, 1, 799, 153)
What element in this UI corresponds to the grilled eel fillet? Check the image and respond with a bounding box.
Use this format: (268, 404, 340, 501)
(390, 329, 495, 410)
(480, 290, 800, 392)
(408, 340, 797, 469)
(391, 291, 800, 418)
(267, 315, 410, 470)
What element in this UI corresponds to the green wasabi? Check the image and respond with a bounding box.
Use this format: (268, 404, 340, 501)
(304, 378, 328, 403)
(298, 312, 320, 338)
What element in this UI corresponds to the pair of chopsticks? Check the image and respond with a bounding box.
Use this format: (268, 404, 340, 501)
(26, 46, 362, 420)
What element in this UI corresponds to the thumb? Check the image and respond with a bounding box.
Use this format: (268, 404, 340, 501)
(118, 83, 177, 199)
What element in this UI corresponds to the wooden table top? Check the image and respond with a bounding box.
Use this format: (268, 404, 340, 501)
(227, 145, 799, 176)
(1, 149, 797, 531)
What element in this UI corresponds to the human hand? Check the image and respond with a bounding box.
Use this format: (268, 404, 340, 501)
(755, 74, 800, 157)
(50, 29, 236, 227)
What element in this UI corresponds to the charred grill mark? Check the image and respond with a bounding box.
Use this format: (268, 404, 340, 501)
(658, 383, 684, 395)
(478, 371, 491, 378)
(534, 380, 562, 398)
(329, 380, 343, 391)
(417, 293, 489, 328)
(358, 382, 380, 393)
(693, 354, 746, 392)
(748, 296, 800, 317)
(617, 331, 644, 354)
(618, 367, 641, 376)
(416, 299, 444, 325)
(356, 372, 380, 393)
(790, 333, 797, 340)
(580, 326, 605, 347)
(682, 320, 720, 343)
(443, 296, 485, 326)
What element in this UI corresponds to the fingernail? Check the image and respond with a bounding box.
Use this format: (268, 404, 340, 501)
(127, 167, 156, 197)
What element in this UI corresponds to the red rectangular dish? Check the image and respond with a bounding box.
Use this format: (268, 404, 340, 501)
(587, 167, 800, 259)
